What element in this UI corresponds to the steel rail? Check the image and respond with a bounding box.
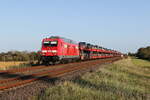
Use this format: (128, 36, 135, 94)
(0, 57, 121, 90)
(0, 59, 101, 84)
(0, 59, 105, 84)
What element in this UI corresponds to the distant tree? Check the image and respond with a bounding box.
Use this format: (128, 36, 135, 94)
(0, 51, 41, 61)
(128, 52, 136, 56)
(136, 46, 150, 60)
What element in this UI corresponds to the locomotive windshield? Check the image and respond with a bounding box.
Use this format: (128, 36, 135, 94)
(43, 41, 58, 47)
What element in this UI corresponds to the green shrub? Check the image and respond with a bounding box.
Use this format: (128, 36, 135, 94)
(136, 46, 150, 60)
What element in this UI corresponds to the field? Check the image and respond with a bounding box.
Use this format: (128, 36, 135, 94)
(0, 61, 28, 70)
(33, 58, 150, 100)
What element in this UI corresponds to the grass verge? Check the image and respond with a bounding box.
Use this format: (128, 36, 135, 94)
(33, 58, 150, 100)
(0, 61, 30, 70)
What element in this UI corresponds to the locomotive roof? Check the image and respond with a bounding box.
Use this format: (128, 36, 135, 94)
(49, 36, 78, 44)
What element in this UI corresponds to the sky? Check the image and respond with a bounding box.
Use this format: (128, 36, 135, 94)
(0, 0, 150, 53)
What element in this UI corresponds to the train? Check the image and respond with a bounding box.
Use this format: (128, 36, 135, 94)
(39, 36, 122, 65)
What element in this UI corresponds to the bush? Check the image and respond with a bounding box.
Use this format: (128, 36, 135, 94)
(136, 46, 150, 60)
(0, 51, 41, 61)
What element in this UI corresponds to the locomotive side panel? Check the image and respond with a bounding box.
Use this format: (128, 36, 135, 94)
(59, 39, 80, 60)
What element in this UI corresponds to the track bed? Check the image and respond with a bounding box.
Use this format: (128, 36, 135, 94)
(0, 57, 121, 100)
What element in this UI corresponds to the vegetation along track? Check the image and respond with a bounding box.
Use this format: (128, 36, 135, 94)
(0, 57, 121, 91)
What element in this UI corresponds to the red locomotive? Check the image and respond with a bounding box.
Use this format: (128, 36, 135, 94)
(40, 36, 122, 65)
(41, 36, 80, 64)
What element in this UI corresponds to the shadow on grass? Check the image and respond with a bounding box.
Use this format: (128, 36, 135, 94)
(73, 77, 149, 100)
(0, 66, 149, 100)
(114, 68, 150, 80)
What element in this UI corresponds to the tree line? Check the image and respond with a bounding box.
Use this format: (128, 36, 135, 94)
(136, 46, 150, 60)
(1, 46, 150, 62)
(0, 51, 40, 61)
(128, 46, 150, 61)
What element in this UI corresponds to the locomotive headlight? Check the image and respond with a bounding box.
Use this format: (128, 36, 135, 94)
(42, 50, 47, 53)
(51, 50, 57, 53)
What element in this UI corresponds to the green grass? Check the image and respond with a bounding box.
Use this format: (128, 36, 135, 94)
(33, 58, 150, 100)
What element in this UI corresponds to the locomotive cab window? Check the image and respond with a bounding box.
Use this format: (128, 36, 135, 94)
(43, 41, 50, 46)
(43, 41, 58, 47)
(50, 41, 58, 47)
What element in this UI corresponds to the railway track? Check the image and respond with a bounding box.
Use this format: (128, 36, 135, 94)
(0, 57, 121, 91)
(0, 63, 79, 80)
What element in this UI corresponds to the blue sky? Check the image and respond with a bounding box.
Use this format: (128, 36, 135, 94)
(0, 0, 150, 53)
